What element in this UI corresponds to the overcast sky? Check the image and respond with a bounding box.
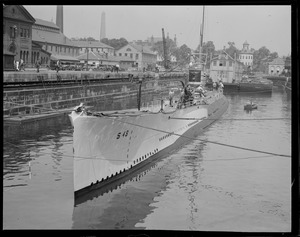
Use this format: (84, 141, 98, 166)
(24, 5, 291, 57)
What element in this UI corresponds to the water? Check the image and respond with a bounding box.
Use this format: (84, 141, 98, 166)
(3, 87, 291, 231)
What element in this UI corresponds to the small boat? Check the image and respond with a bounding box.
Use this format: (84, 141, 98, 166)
(244, 102, 257, 110)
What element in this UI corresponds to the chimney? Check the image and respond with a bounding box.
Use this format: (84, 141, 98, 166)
(100, 12, 106, 40)
(56, 5, 63, 33)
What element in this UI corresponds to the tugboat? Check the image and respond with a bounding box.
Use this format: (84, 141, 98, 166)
(238, 75, 273, 93)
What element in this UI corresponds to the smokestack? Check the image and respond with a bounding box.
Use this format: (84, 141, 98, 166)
(56, 5, 63, 33)
(100, 12, 106, 40)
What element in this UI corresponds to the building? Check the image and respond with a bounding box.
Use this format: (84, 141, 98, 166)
(268, 57, 285, 75)
(71, 40, 114, 56)
(238, 41, 254, 68)
(31, 41, 51, 67)
(209, 50, 244, 83)
(76, 51, 117, 67)
(115, 43, 157, 70)
(76, 51, 135, 69)
(3, 5, 36, 70)
(284, 56, 291, 76)
(31, 18, 81, 66)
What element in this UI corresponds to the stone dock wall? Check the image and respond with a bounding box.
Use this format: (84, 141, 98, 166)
(3, 71, 187, 116)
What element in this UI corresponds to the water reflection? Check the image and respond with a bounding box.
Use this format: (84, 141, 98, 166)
(74, 160, 159, 206)
(72, 154, 172, 229)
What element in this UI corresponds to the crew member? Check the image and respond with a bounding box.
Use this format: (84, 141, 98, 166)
(169, 89, 175, 106)
(219, 81, 224, 92)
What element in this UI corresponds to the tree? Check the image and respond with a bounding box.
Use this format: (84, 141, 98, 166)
(100, 37, 128, 50)
(173, 44, 192, 67)
(269, 52, 278, 61)
(252, 46, 271, 72)
(151, 38, 177, 66)
(225, 42, 240, 59)
(202, 41, 215, 66)
(71, 37, 96, 41)
(151, 41, 164, 58)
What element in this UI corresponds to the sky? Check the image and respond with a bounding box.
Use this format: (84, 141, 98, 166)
(23, 5, 291, 57)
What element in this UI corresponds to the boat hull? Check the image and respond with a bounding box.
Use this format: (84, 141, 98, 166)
(71, 93, 228, 197)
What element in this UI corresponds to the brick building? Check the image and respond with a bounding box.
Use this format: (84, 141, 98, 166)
(3, 5, 35, 70)
(32, 18, 80, 66)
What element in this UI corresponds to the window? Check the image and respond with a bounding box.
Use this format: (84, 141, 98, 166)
(125, 53, 127, 56)
(219, 60, 225, 66)
(20, 28, 23, 37)
(10, 26, 16, 38)
(213, 61, 217, 66)
(130, 53, 133, 58)
(136, 54, 139, 59)
(119, 53, 122, 56)
(229, 61, 232, 67)
(126, 48, 132, 51)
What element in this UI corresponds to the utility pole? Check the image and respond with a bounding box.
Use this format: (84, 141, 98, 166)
(86, 47, 89, 70)
(86, 40, 89, 71)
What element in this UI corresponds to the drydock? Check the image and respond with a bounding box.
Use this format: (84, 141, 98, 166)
(3, 70, 187, 125)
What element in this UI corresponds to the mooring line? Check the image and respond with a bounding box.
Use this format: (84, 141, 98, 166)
(95, 115, 291, 158)
(169, 117, 291, 121)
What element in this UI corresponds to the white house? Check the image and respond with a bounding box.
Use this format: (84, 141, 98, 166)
(209, 50, 244, 83)
(268, 57, 285, 75)
(115, 43, 157, 70)
(238, 41, 254, 68)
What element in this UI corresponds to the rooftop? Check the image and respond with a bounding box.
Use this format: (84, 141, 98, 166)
(71, 40, 114, 49)
(76, 52, 134, 62)
(34, 18, 60, 30)
(269, 57, 285, 65)
(32, 18, 79, 47)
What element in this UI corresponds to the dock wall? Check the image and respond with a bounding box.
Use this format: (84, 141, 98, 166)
(3, 71, 186, 116)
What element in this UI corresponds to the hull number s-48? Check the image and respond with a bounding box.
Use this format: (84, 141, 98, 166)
(116, 130, 130, 139)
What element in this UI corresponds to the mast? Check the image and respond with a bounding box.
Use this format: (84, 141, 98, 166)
(199, 6, 205, 66)
(162, 28, 168, 69)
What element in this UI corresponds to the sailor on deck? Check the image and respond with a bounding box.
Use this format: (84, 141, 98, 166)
(213, 81, 217, 90)
(219, 81, 224, 92)
(196, 85, 205, 97)
(169, 89, 175, 106)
